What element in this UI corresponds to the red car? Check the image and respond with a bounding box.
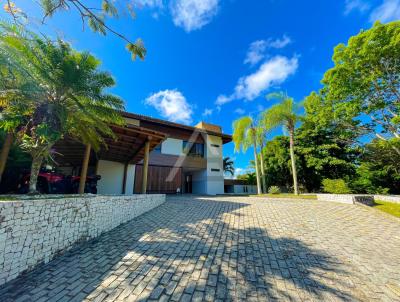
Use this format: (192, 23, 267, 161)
(18, 168, 101, 194)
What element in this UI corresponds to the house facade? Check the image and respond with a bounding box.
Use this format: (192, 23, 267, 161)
(94, 113, 232, 195)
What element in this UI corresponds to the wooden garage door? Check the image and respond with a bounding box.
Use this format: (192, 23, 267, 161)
(134, 165, 182, 194)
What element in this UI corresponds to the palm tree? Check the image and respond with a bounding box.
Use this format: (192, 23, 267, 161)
(223, 157, 234, 176)
(0, 23, 125, 193)
(256, 127, 268, 193)
(263, 92, 301, 195)
(232, 116, 262, 194)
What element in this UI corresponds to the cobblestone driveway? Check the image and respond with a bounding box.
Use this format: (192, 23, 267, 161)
(1, 196, 400, 301)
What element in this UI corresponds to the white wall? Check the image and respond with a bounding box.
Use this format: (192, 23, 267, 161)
(96, 160, 135, 195)
(205, 135, 224, 195)
(233, 185, 257, 194)
(161, 138, 183, 156)
(125, 164, 136, 195)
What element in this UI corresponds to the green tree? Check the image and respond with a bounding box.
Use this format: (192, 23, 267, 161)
(223, 157, 234, 176)
(261, 136, 292, 189)
(4, 0, 146, 59)
(295, 92, 360, 192)
(237, 172, 256, 185)
(0, 23, 124, 193)
(322, 21, 400, 154)
(232, 116, 262, 194)
(351, 139, 400, 194)
(263, 93, 301, 195)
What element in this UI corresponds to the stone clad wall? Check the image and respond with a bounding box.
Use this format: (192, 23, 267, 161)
(0, 194, 165, 286)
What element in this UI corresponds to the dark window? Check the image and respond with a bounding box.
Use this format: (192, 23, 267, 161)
(211, 144, 220, 148)
(211, 168, 220, 172)
(183, 141, 204, 157)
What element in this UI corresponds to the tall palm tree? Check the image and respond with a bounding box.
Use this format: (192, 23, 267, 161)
(256, 127, 268, 193)
(232, 116, 262, 194)
(0, 23, 125, 193)
(223, 157, 234, 176)
(263, 92, 301, 195)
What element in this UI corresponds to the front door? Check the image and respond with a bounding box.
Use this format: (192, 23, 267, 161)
(185, 175, 192, 193)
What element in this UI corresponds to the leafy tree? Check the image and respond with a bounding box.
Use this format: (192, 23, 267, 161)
(322, 21, 400, 154)
(232, 116, 262, 194)
(237, 172, 256, 185)
(295, 92, 360, 191)
(351, 139, 400, 194)
(261, 136, 292, 189)
(223, 157, 234, 176)
(0, 23, 124, 193)
(4, 0, 146, 60)
(263, 92, 301, 195)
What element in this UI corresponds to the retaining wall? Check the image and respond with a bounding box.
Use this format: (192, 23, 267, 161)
(374, 195, 400, 204)
(0, 194, 165, 286)
(316, 194, 374, 205)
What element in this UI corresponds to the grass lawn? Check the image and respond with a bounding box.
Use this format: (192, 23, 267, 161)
(257, 194, 318, 199)
(373, 200, 400, 218)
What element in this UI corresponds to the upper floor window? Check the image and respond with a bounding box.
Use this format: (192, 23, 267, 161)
(183, 141, 204, 157)
(211, 144, 220, 148)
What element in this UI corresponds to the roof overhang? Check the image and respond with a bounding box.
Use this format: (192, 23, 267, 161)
(122, 112, 232, 144)
(53, 124, 167, 166)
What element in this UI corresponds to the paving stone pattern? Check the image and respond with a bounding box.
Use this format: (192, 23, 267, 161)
(0, 195, 399, 301)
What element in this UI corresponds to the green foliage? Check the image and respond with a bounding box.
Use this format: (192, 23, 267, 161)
(232, 116, 256, 153)
(295, 91, 360, 192)
(237, 173, 256, 185)
(268, 186, 281, 194)
(263, 93, 299, 131)
(262, 136, 291, 188)
(0, 22, 125, 191)
(351, 139, 400, 194)
(322, 21, 400, 142)
(322, 179, 352, 194)
(4, 0, 146, 60)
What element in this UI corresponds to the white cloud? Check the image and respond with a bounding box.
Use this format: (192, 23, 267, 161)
(202, 108, 213, 116)
(170, 0, 219, 32)
(244, 40, 268, 66)
(244, 35, 292, 66)
(235, 56, 298, 101)
(145, 89, 193, 124)
(344, 0, 370, 14)
(216, 56, 298, 104)
(370, 0, 400, 22)
(136, 0, 164, 9)
(234, 108, 245, 115)
(267, 35, 292, 49)
(215, 94, 233, 105)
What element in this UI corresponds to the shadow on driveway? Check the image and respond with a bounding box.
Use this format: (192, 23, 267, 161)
(0, 196, 353, 301)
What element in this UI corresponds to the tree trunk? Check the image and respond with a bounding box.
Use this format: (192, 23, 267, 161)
(259, 143, 267, 193)
(289, 127, 299, 195)
(78, 144, 91, 194)
(29, 154, 43, 194)
(0, 132, 13, 184)
(253, 141, 262, 195)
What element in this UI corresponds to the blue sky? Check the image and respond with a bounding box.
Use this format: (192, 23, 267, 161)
(2, 0, 400, 176)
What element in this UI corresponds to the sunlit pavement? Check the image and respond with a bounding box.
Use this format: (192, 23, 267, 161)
(1, 195, 400, 301)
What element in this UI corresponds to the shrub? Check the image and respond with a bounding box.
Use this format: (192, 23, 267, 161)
(322, 179, 352, 194)
(268, 186, 281, 194)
